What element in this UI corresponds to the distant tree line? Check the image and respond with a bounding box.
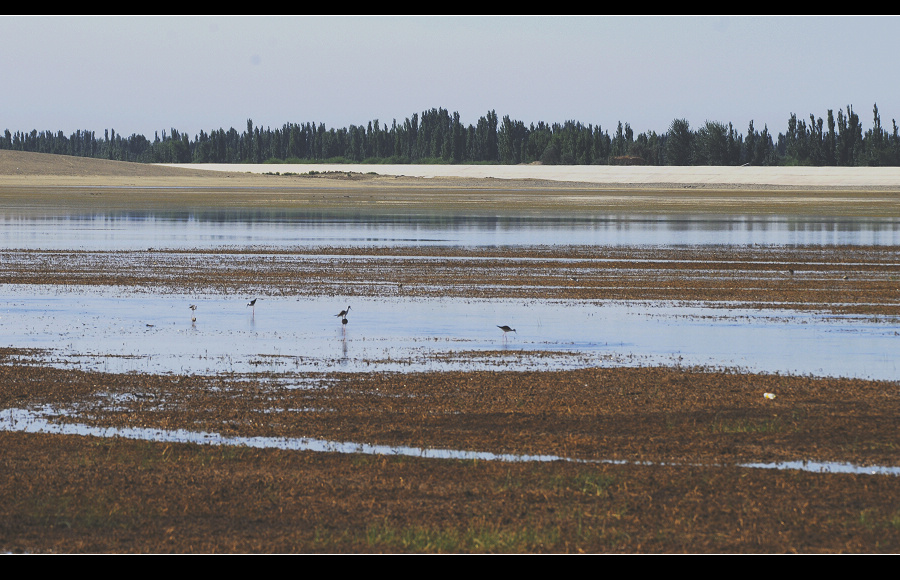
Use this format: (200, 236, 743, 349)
(3, 104, 900, 167)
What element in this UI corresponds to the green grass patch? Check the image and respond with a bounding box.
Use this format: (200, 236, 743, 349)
(25, 490, 149, 531)
(858, 508, 900, 531)
(709, 417, 785, 434)
(361, 520, 564, 553)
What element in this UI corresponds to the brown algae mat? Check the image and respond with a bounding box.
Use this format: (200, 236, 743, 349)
(2, 351, 900, 553)
(1, 244, 898, 315)
(1, 240, 899, 553)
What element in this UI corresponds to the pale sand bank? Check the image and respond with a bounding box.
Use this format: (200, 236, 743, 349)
(161, 163, 900, 188)
(3, 150, 899, 189)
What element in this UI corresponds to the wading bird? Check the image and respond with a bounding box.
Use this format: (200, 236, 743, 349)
(497, 325, 516, 342)
(247, 298, 257, 314)
(335, 306, 351, 318)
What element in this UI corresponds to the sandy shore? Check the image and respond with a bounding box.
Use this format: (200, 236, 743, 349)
(3, 151, 900, 217)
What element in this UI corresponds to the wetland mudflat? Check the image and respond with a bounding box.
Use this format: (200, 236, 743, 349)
(1, 155, 899, 553)
(3, 355, 900, 554)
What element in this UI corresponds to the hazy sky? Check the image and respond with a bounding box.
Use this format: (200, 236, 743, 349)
(2, 15, 898, 139)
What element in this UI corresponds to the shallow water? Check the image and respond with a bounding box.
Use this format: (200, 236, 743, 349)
(3, 206, 898, 471)
(3, 406, 898, 476)
(2, 211, 900, 250)
(1, 286, 897, 380)
(1, 209, 899, 380)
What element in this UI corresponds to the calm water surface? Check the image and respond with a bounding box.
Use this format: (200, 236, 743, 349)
(1, 280, 897, 381)
(2, 210, 900, 249)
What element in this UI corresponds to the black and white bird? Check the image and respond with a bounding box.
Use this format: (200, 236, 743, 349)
(247, 298, 257, 314)
(497, 325, 516, 341)
(335, 306, 351, 318)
